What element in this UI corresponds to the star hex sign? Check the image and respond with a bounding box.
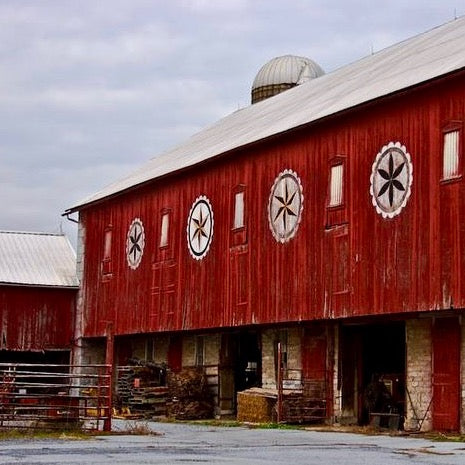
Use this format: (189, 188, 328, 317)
(187, 195, 214, 260)
(268, 169, 303, 243)
(370, 141, 413, 219)
(126, 218, 145, 269)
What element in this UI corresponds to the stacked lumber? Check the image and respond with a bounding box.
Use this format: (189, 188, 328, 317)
(116, 362, 168, 418)
(282, 393, 326, 423)
(166, 367, 214, 420)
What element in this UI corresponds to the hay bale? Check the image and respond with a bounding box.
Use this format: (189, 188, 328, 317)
(237, 389, 276, 423)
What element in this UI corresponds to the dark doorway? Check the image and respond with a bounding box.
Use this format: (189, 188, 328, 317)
(0, 350, 70, 364)
(341, 322, 405, 427)
(219, 331, 261, 415)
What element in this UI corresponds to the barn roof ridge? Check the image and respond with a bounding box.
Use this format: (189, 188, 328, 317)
(66, 15, 465, 212)
(0, 230, 66, 237)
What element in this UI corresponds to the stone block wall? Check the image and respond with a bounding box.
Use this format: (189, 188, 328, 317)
(405, 318, 433, 431)
(261, 327, 302, 390)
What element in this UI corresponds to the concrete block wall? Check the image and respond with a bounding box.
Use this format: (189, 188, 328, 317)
(204, 334, 220, 366)
(405, 318, 433, 432)
(261, 329, 276, 389)
(182, 335, 196, 366)
(154, 335, 169, 364)
(79, 338, 106, 365)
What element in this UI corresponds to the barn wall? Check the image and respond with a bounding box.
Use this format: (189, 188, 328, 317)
(79, 73, 465, 337)
(0, 286, 76, 351)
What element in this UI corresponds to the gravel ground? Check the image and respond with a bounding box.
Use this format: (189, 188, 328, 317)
(0, 420, 464, 465)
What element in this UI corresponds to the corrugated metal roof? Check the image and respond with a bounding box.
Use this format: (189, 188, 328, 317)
(67, 17, 465, 212)
(0, 231, 79, 288)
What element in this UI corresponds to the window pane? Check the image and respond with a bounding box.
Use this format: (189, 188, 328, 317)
(443, 130, 459, 178)
(329, 164, 344, 206)
(234, 191, 244, 229)
(160, 213, 169, 247)
(103, 229, 112, 260)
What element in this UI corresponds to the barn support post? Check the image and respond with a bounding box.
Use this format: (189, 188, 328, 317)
(277, 342, 283, 423)
(104, 322, 114, 432)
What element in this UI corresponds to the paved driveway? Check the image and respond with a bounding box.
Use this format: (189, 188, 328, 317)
(1, 421, 465, 464)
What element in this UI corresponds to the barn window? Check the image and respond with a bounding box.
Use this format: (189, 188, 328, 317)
(233, 191, 245, 229)
(329, 164, 344, 206)
(160, 211, 170, 248)
(326, 156, 347, 228)
(442, 129, 461, 180)
(231, 185, 247, 246)
(102, 225, 112, 277)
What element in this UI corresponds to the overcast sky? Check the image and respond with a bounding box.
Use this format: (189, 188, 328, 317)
(1, 0, 464, 247)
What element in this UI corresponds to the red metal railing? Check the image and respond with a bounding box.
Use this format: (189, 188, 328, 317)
(0, 363, 111, 430)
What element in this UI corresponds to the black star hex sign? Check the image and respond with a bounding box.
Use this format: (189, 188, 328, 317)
(273, 181, 297, 230)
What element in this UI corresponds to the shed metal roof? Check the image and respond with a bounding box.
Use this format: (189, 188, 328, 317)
(0, 231, 79, 288)
(67, 17, 465, 212)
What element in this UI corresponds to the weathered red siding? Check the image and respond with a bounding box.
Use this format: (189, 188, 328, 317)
(79, 72, 465, 337)
(0, 286, 76, 351)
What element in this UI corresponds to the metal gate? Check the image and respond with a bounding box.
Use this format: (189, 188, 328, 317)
(0, 363, 111, 430)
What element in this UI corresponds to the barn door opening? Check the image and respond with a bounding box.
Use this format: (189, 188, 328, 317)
(219, 331, 261, 415)
(432, 317, 460, 432)
(341, 322, 405, 427)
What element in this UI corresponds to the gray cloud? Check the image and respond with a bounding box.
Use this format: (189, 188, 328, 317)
(1, 0, 463, 247)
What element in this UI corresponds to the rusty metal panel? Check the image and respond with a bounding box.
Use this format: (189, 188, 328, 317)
(0, 286, 76, 351)
(78, 69, 465, 337)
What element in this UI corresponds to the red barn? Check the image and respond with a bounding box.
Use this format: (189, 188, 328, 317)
(66, 18, 465, 432)
(0, 231, 78, 364)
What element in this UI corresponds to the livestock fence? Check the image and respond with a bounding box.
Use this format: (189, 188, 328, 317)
(0, 363, 111, 430)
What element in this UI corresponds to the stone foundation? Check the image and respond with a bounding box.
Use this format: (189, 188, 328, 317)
(405, 318, 433, 432)
(261, 327, 302, 390)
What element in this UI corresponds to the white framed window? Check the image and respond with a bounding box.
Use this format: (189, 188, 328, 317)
(160, 212, 170, 247)
(233, 191, 245, 229)
(329, 164, 344, 207)
(103, 228, 112, 260)
(443, 130, 460, 179)
(102, 225, 113, 277)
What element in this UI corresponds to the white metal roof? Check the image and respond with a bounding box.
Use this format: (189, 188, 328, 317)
(0, 231, 79, 288)
(68, 17, 465, 212)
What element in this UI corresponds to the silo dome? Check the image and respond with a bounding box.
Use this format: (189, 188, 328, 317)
(251, 55, 324, 104)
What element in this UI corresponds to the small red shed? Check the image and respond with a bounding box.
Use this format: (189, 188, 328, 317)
(0, 231, 79, 363)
